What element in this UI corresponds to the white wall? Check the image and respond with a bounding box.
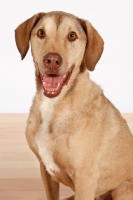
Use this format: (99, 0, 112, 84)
(0, 0, 133, 113)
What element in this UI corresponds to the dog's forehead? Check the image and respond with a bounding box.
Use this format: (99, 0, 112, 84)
(36, 12, 83, 33)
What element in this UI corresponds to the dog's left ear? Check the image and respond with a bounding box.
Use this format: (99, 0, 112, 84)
(15, 12, 45, 60)
(79, 19, 104, 71)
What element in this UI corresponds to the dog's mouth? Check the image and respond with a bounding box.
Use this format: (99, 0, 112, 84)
(40, 66, 74, 98)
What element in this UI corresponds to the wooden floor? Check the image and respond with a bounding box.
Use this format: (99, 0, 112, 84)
(0, 114, 133, 200)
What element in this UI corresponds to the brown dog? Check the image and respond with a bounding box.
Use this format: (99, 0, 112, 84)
(15, 11, 133, 200)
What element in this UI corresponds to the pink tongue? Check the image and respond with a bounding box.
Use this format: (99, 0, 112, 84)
(43, 75, 63, 89)
(44, 75, 63, 84)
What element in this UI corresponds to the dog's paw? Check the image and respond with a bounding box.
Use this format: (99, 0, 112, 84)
(60, 195, 74, 200)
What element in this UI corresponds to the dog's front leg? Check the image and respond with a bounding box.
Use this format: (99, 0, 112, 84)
(74, 172, 98, 200)
(40, 162, 59, 200)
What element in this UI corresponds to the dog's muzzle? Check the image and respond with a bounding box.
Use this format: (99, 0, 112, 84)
(38, 53, 74, 98)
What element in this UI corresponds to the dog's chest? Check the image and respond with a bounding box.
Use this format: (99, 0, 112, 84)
(35, 97, 70, 179)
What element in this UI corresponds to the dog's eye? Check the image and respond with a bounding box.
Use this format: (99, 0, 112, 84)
(37, 29, 45, 39)
(68, 32, 77, 41)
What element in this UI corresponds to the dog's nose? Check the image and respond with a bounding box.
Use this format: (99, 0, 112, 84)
(43, 53, 62, 70)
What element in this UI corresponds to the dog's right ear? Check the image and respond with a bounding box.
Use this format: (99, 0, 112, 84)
(15, 12, 45, 60)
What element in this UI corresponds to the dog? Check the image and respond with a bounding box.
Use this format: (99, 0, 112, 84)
(15, 11, 133, 200)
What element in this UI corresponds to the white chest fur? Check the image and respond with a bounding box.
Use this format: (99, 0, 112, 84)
(35, 97, 60, 177)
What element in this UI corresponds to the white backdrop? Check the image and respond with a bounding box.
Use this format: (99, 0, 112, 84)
(0, 0, 133, 113)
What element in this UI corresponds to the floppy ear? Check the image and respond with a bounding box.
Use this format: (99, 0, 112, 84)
(79, 19, 104, 71)
(15, 12, 45, 60)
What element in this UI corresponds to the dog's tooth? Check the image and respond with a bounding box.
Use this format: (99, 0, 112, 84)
(57, 83, 61, 88)
(63, 74, 66, 79)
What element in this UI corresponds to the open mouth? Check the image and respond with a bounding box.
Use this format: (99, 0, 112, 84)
(40, 66, 74, 98)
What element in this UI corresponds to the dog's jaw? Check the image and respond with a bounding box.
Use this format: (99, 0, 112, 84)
(40, 65, 74, 98)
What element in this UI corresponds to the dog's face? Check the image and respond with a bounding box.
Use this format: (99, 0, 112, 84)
(15, 11, 104, 98)
(31, 12, 87, 97)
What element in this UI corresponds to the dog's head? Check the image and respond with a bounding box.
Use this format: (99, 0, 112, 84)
(15, 11, 104, 98)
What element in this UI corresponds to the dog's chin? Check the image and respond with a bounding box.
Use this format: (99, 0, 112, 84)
(40, 65, 74, 98)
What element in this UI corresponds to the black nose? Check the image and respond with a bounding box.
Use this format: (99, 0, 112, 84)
(43, 53, 62, 70)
